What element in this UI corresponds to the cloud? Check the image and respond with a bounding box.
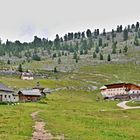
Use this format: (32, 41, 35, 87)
(0, 0, 139, 42)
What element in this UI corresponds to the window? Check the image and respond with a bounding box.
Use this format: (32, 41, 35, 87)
(5, 95, 7, 98)
(9, 95, 10, 98)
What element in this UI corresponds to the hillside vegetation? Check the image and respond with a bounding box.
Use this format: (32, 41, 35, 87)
(0, 22, 140, 73)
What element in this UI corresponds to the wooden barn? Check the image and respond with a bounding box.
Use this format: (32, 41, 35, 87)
(18, 89, 42, 102)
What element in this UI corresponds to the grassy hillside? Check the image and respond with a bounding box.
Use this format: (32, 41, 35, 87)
(0, 63, 140, 140)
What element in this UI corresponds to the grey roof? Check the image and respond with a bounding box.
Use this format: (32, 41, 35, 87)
(22, 72, 33, 76)
(18, 89, 42, 96)
(0, 83, 14, 92)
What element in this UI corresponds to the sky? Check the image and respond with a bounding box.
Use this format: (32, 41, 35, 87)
(0, 0, 139, 42)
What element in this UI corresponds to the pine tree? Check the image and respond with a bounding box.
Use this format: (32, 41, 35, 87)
(54, 67, 57, 73)
(100, 53, 103, 60)
(136, 22, 139, 31)
(84, 49, 88, 55)
(73, 52, 77, 59)
(123, 28, 128, 41)
(7, 60, 10, 64)
(80, 50, 83, 55)
(134, 35, 139, 46)
(119, 49, 122, 53)
(107, 54, 111, 61)
(18, 64, 23, 72)
(103, 29, 106, 36)
(93, 52, 97, 58)
(62, 51, 64, 56)
(75, 57, 78, 63)
(98, 38, 102, 46)
(53, 53, 57, 58)
(112, 42, 117, 54)
(95, 46, 99, 53)
(112, 47, 116, 54)
(58, 57, 61, 64)
(86, 29, 92, 38)
(58, 52, 61, 57)
(123, 46, 128, 53)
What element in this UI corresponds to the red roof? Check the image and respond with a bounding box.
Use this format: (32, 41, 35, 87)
(104, 83, 140, 90)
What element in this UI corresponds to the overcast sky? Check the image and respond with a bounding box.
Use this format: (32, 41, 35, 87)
(0, 0, 139, 42)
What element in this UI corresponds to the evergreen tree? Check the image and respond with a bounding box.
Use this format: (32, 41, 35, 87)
(93, 52, 97, 58)
(82, 32, 85, 38)
(131, 24, 135, 29)
(134, 35, 139, 46)
(100, 53, 103, 60)
(64, 34, 68, 41)
(112, 47, 116, 54)
(116, 25, 120, 32)
(123, 45, 128, 53)
(97, 29, 100, 36)
(86, 29, 92, 38)
(58, 57, 61, 64)
(54, 34, 60, 49)
(111, 41, 117, 54)
(62, 51, 64, 56)
(103, 29, 106, 36)
(107, 54, 111, 61)
(80, 50, 83, 55)
(54, 67, 57, 73)
(18, 64, 23, 72)
(7, 60, 10, 64)
(95, 46, 99, 53)
(32, 54, 41, 61)
(98, 38, 102, 46)
(73, 52, 77, 59)
(136, 22, 139, 31)
(120, 25, 123, 32)
(84, 49, 88, 55)
(75, 57, 78, 63)
(138, 29, 140, 38)
(111, 29, 116, 38)
(119, 49, 122, 53)
(107, 35, 110, 40)
(123, 28, 128, 41)
(58, 52, 61, 57)
(94, 29, 97, 38)
(53, 53, 57, 58)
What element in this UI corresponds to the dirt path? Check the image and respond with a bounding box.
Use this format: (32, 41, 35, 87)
(31, 111, 64, 140)
(117, 101, 140, 109)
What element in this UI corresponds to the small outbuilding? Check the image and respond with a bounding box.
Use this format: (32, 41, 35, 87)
(21, 72, 34, 80)
(18, 89, 42, 102)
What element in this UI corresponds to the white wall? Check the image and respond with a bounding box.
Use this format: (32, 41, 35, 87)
(0, 92, 19, 102)
(21, 76, 34, 80)
(101, 87, 127, 97)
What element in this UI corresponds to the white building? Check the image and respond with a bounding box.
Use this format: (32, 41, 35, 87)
(100, 83, 140, 99)
(21, 72, 34, 80)
(0, 84, 18, 102)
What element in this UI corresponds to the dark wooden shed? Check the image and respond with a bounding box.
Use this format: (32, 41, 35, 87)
(18, 89, 42, 102)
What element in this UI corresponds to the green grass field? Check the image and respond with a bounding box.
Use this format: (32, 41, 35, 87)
(0, 63, 140, 140)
